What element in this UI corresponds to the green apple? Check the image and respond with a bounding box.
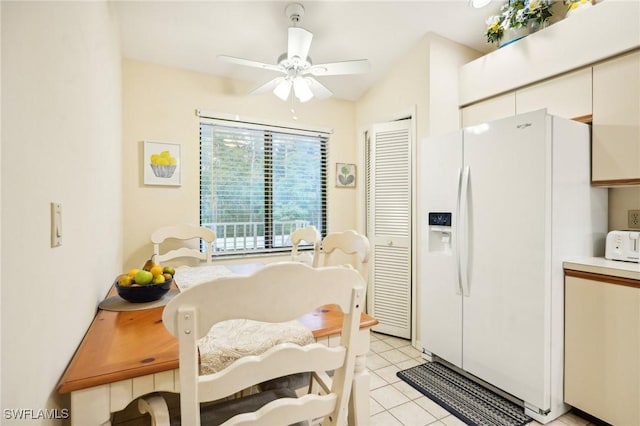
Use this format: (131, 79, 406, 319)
(162, 266, 175, 276)
(134, 270, 153, 285)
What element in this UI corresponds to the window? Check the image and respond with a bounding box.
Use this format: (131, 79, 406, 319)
(200, 118, 328, 255)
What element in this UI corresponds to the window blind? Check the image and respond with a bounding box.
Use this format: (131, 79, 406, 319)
(200, 120, 328, 255)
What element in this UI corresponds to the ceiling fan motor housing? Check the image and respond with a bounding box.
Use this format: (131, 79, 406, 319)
(285, 3, 305, 23)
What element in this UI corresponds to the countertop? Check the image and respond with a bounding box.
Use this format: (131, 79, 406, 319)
(563, 257, 640, 281)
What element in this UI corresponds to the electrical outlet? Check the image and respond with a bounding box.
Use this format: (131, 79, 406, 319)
(628, 209, 640, 229)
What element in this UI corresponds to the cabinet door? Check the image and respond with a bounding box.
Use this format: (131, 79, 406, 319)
(592, 51, 640, 185)
(565, 275, 640, 426)
(461, 93, 515, 128)
(516, 68, 592, 120)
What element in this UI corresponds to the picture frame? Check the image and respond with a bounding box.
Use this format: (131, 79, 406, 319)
(336, 163, 356, 188)
(143, 141, 181, 186)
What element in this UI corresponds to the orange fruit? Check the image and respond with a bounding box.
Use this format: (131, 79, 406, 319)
(127, 268, 139, 278)
(149, 264, 163, 277)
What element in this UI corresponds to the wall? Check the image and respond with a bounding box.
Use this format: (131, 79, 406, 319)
(122, 59, 357, 270)
(1, 1, 122, 422)
(609, 187, 640, 230)
(356, 32, 481, 158)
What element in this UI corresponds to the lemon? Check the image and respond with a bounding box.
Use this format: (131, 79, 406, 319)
(152, 274, 166, 284)
(117, 274, 133, 287)
(127, 268, 139, 278)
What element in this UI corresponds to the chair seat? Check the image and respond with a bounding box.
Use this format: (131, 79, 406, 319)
(167, 388, 308, 426)
(198, 319, 314, 375)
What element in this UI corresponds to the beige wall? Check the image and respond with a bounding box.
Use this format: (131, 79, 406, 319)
(609, 187, 640, 230)
(357, 32, 481, 140)
(1, 1, 122, 420)
(122, 59, 358, 270)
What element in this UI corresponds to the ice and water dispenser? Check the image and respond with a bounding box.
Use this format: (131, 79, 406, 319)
(428, 212, 452, 253)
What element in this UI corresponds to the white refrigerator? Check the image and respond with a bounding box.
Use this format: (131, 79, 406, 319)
(418, 110, 607, 424)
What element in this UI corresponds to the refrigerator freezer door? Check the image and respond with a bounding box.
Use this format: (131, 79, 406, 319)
(461, 110, 551, 411)
(419, 130, 464, 367)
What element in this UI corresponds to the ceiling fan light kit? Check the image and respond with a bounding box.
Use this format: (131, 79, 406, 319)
(470, 0, 492, 8)
(217, 2, 369, 103)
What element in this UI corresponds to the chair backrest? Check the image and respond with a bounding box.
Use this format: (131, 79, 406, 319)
(163, 262, 365, 426)
(290, 225, 321, 267)
(151, 224, 216, 265)
(321, 230, 371, 283)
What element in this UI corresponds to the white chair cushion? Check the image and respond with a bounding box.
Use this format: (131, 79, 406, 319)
(197, 319, 314, 375)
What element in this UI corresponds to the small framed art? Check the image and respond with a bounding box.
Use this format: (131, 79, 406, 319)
(143, 141, 181, 186)
(336, 163, 356, 188)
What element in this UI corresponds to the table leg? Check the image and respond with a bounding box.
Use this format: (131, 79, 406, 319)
(348, 352, 370, 425)
(70, 386, 112, 426)
(348, 327, 371, 425)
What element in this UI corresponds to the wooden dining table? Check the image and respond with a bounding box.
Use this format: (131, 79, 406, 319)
(57, 263, 378, 426)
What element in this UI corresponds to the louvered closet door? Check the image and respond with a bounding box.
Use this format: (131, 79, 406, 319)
(368, 120, 411, 338)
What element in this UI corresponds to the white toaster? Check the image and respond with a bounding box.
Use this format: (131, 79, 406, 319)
(605, 230, 640, 263)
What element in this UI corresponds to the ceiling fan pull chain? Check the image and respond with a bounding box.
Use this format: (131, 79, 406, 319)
(290, 93, 298, 120)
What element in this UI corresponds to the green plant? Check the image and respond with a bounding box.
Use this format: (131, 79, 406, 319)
(485, 0, 554, 44)
(526, 0, 554, 24)
(564, 0, 592, 11)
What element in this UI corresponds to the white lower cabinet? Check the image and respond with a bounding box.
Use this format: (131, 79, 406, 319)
(564, 273, 640, 426)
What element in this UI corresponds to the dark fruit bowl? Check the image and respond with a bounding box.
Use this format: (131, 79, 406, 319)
(115, 278, 172, 303)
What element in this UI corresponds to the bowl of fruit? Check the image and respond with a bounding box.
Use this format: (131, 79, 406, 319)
(115, 261, 176, 303)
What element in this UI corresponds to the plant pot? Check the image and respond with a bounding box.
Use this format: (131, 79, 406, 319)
(499, 26, 530, 48)
(528, 19, 549, 34)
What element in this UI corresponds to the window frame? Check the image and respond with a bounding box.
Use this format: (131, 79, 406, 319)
(198, 113, 330, 257)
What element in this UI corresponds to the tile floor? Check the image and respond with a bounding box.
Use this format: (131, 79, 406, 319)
(115, 331, 600, 425)
(368, 331, 599, 426)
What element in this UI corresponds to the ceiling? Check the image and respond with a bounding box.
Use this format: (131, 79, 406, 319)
(114, 1, 502, 101)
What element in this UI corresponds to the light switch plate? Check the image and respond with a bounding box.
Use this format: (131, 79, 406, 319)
(51, 202, 62, 247)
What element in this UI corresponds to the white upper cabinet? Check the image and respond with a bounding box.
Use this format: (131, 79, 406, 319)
(461, 93, 515, 128)
(592, 50, 640, 186)
(516, 68, 592, 120)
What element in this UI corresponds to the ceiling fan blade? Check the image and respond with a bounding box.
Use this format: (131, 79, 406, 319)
(287, 27, 313, 61)
(308, 59, 370, 76)
(217, 55, 282, 73)
(304, 77, 333, 100)
(250, 77, 285, 95)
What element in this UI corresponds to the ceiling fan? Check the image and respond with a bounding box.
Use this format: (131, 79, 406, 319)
(217, 3, 370, 103)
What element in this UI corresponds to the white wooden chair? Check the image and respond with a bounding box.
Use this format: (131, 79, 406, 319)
(138, 262, 365, 426)
(290, 225, 321, 267)
(320, 230, 371, 284)
(151, 224, 216, 265)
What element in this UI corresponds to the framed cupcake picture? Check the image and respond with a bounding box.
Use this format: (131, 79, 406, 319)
(143, 141, 181, 186)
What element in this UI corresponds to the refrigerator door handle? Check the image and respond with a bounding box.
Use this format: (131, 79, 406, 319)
(460, 166, 471, 297)
(454, 167, 463, 295)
